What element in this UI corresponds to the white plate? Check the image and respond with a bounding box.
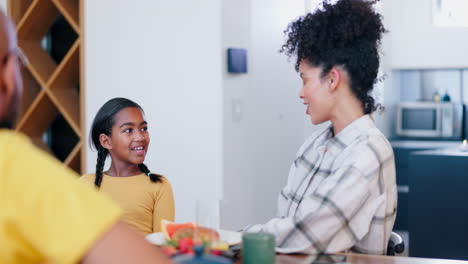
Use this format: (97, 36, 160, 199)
(146, 232, 166, 245)
(146, 229, 242, 246)
(218, 229, 242, 246)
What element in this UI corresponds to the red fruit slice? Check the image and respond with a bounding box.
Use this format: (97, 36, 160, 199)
(161, 219, 196, 239)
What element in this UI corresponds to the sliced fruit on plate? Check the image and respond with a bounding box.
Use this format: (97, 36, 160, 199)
(161, 219, 220, 244)
(172, 226, 220, 244)
(161, 219, 196, 240)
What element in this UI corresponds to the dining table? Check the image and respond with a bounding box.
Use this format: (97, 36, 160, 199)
(148, 229, 468, 264)
(234, 252, 468, 264)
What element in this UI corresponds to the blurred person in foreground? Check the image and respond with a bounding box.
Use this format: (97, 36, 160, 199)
(0, 10, 171, 264)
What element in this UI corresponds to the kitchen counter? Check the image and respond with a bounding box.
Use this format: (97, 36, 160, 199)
(390, 140, 462, 149)
(412, 148, 468, 157)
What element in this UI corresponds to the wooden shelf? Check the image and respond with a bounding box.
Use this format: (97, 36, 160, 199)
(16, 92, 58, 138)
(48, 39, 80, 86)
(64, 141, 82, 173)
(20, 41, 56, 86)
(8, 0, 34, 24)
(10, 0, 84, 174)
(30, 136, 54, 156)
(47, 90, 80, 137)
(47, 40, 80, 136)
(18, 66, 42, 120)
(52, 0, 80, 34)
(17, 0, 60, 40)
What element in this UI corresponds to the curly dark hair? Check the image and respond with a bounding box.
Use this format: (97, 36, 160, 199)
(280, 0, 386, 114)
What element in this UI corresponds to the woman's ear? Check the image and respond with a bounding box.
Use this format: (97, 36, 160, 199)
(328, 67, 341, 93)
(99, 133, 112, 150)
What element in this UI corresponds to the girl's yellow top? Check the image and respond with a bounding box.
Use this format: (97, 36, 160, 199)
(81, 173, 175, 235)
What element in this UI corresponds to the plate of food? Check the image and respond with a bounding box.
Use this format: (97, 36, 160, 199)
(146, 220, 242, 256)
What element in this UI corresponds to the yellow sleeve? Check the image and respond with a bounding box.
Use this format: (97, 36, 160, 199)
(4, 134, 122, 264)
(152, 177, 175, 232)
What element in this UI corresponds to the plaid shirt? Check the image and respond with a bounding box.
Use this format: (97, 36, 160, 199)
(245, 115, 397, 255)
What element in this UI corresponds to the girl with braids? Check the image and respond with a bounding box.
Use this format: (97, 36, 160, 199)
(81, 97, 175, 235)
(244, 0, 397, 255)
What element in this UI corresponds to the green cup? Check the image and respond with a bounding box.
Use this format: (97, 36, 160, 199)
(242, 232, 276, 264)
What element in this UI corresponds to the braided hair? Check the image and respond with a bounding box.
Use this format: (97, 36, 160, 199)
(280, 0, 386, 114)
(90, 97, 162, 188)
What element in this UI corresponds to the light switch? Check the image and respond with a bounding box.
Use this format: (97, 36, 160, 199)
(232, 98, 242, 122)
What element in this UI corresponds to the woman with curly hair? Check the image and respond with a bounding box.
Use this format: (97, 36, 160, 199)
(245, 0, 397, 255)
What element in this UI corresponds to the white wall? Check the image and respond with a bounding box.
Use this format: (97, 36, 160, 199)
(374, 1, 399, 138)
(220, 0, 305, 230)
(0, 0, 5, 11)
(388, 0, 468, 69)
(84, 0, 223, 222)
(220, 0, 253, 229)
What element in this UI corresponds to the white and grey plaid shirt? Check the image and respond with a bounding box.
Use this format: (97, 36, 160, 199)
(246, 115, 397, 255)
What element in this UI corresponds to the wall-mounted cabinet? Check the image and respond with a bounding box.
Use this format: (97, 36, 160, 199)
(384, 0, 468, 69)
(9, 0, 84, 174)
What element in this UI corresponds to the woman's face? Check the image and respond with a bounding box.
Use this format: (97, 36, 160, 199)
(106, 107, 150, 165)
(298, 60, 334, 125)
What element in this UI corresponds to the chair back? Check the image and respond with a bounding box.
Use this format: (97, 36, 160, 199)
(387, 232, 405, 256)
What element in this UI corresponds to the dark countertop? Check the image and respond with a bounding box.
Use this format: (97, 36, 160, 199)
(390, 140, 462, 149)
(411, 147, 468, 157)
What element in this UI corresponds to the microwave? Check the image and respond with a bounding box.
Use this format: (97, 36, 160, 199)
(396, 102, 464, 139)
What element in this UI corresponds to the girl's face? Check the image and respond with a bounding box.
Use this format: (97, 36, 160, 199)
(105, 107, 150, 166)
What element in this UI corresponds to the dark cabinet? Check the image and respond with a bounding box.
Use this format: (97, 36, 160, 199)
(408, 150, 468, 260)
(392, 141, 461, 258)
(393, 147, 431, 231)
(394, 192, 408, 231)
